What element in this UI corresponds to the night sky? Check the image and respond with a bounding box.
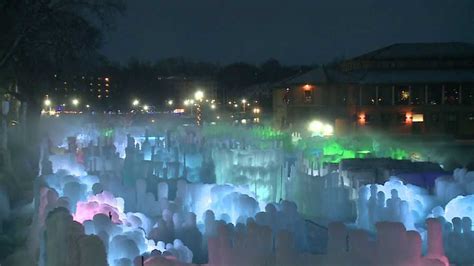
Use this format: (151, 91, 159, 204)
(102, 0, 474, 65)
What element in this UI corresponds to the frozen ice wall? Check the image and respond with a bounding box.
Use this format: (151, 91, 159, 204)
(211, 143, 284, 203)
(49, 154, 88, 177)
(37, 160, 315, 265)
(43, 207, 108, 266)
(34, 120, 469, 265)
(427, 169, 474, 265)
(435, 168, 474, 204)
(430, 168, 474, 225)
(353, 169, 474, 264)
(324, 219, 449, 266)
(356, 177, 433, 231)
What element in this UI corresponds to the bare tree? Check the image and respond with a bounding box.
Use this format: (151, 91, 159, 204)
(0, 0, 125, 68)
(0, 0, 125, 180)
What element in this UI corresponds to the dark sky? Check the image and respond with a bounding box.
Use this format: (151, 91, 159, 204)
(102, 0, 474, 65)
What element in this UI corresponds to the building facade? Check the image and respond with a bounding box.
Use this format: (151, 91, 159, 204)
(273, 43, 474, 138)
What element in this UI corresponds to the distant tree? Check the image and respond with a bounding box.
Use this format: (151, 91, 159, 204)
(0, 0, 124, 179)
(259, 58, 282, 82)
(0, 0, 124, 67)
(217, 62, 259, 90)
(0, 0, 125, 111)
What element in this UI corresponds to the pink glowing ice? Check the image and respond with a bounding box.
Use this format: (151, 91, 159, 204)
(74, 191, 126, 224)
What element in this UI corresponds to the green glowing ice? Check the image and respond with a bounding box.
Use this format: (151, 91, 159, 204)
(101, 128, 114, 138)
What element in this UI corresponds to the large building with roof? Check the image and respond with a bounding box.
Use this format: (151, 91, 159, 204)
(273, 42, 474, 138)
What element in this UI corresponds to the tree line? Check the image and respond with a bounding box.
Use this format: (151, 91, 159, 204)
(92, 58, 313, 110)
(0, 0, 314, 187)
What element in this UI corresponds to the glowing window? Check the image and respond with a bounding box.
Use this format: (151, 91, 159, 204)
(412, 114, 424, 122)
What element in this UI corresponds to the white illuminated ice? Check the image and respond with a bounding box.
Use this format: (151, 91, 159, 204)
(443, 195, 474, 226)
(25, 121, 471, 265)
(357, 177, 433, 231)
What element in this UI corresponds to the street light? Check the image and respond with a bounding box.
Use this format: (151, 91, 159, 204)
(323, 124, 334, 136)
(143, 105, 149, 111)
(43, 97, 52, 115)
(211, 104, 216, 109)
(194, 90, 204, 101)
(308, 120, 334, 137)
(72, 98, 79, 106)
(308, 120, 323, 134)
(132, 99, 140, 106)
(167, 100, 173, 106)
(242, 99, 247, 112)
(194, 90, 204, 126)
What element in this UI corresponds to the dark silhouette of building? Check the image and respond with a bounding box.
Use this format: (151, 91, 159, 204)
(273, 42, 474, 138)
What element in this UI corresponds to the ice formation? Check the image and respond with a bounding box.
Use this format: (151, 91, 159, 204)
(9, 121, 472, 265)
(356, 177, 433, 231)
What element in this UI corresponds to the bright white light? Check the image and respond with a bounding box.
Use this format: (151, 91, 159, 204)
(242, 99, 247, 104)
(44, 99, 51, 106)
(143, 105, 149, 111)
(132, 99, 140, 106)
(167, 100, 173, 106)
(72, 98, 79, 106)
(211, 104, 216, 109)
(308, 120, 323, 133)
(234, 104, 238, 108)
(444, 195, 474, 224)
(184, 99, 190, 106)
(194, 90, 204, 101)
(241, 119, 247, 124)
(86, 104, 90, 108)
(308, 120, 334, 137)
(323, 124, 334, 136)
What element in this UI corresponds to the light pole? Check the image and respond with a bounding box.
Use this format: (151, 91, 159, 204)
(308, 120, 334, 176)
(72, 98, 79, 111)
(252, 107, 261, 123)
(242, 99, 247, 112)
(194, 90, 204, 126)
(44, 99, 51, 108)
(44, 97, 52, 114)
